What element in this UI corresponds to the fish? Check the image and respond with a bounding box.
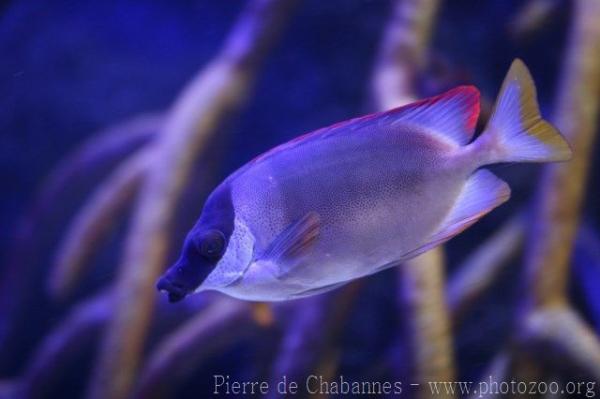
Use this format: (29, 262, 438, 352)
(156, 59, 571, 303)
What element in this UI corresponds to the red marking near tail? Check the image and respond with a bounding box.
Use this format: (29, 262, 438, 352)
(249, 86, 481, 165)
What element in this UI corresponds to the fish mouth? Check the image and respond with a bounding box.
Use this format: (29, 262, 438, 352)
(156, 276, 189, 303)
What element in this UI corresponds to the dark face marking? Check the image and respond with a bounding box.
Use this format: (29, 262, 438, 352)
(156, 184, 234, 302)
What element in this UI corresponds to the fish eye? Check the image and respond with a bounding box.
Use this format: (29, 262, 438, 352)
(196, 230, 226, 260)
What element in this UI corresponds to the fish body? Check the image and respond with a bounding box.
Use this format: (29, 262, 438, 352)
(222, 119, 472, 298)
(157, 59, 571, 302)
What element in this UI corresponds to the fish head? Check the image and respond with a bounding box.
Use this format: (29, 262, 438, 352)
(156, 228, 228, 303)
(156, 183, 255, 303)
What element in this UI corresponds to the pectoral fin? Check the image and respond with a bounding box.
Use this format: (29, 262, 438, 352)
(260, 211, 321, 278)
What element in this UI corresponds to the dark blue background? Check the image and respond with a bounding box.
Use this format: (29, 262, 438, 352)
(1, 0, 598, 397)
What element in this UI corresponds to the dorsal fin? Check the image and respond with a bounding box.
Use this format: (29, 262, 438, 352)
(387, 86, 480, 145)
(247, 86, 480, 168)
(313, 85, 480, 145)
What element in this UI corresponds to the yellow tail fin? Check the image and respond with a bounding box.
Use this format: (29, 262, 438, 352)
(482, 59, 572, 163)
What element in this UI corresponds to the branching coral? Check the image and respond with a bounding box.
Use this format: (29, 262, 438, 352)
(0, 114, 161, 372)
(19, 290, 209, 399)
(135, 298, 260, 399)
(518, 0, 600, 378)
(448, 212, 525, 324)
(470, 0, 600, 385)
(21, 291, 114, 399)
(266, 282, 363, 399)
(85, 1, 297, 398)
(49, 149, 154, 300)
(3, 1, 600, 398)
(373, 0, 456, 393)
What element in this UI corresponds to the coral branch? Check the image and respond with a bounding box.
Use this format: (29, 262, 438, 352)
(20, 292, 113, 399)
(267, 296, 332, 397)
(373, 0, 454, 391)
(398, 249, 455, 385)
(372, 0, 440, 110)
(49, 149, 152, 300)
(0, 114, 161, 372)
(20, 291, 209, 398)
(474, 0, 600, 386)
(448, 212, 525, 324)
(504, 0, 600, 384)
(0, 380, 19, 399)
(524, 0, 600, 310)
(266, 283, 362, 398)
(521, 306, 600, 381)
(135, 299, 257, 399)
(86, 2, 297, 399)
(573, 225, 600, 330)
(25, 113, 161, 219)
(469, 351, 514, 399)
(509, 0, 562, 40)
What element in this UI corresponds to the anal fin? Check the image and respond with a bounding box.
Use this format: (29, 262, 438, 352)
(402, 169, 511, 259)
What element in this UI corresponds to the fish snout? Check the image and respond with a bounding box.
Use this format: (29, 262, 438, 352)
(156, 276, 189, 303)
